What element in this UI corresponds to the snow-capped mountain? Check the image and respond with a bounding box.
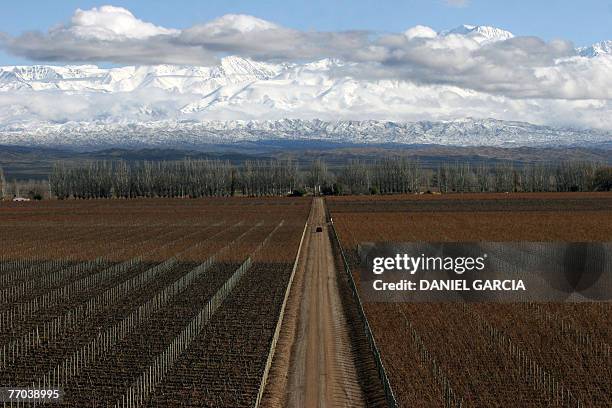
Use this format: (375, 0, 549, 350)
(0, 24, 611, 149)
(441, 24, 514, 44)
(578, 40, 612, 57)
(0, 57, 284, 93)
(0, 118, 609, 149)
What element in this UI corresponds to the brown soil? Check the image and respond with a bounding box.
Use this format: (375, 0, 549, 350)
(262, 198, 365, 408)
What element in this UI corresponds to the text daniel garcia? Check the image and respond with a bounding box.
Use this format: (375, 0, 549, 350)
(371, 254, 526, 292)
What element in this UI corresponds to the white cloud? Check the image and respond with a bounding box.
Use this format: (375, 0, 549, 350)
(404, 25, 438, 40)
(69, 6, 179, 40)
(198, 14, 280, 35)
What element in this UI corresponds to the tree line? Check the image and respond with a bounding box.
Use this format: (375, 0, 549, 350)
(49, 160, 303, 199)
(337, 160, 611, 195)
(0, 165, 5, 199)
(36, 158, 612, 199)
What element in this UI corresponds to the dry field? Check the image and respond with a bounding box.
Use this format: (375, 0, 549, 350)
(0, 197, 310, 407)
(327, 192, 612, 407)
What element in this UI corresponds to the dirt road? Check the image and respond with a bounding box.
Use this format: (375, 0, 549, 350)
(262, 198, 365, 408)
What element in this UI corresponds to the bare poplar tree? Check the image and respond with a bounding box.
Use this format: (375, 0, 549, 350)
(46, 158, 607, 198)
(339, 160, 370, 194)
(307, 159, 329, 194)
(0, 165, 5, 200)
(475, 163, 490, 192)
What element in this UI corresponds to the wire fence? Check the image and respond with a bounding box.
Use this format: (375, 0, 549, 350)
(326, 203, 398, 408)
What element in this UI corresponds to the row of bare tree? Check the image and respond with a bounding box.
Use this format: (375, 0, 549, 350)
(45, 159, 611, 199)
(49, 160, 303, 199)
(338, 159, 610, 194)
(0, 165, 5, 199)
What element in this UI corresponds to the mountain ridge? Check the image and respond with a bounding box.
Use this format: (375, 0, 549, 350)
(1, 117, 609, 150)
(1, 24, 611, 148)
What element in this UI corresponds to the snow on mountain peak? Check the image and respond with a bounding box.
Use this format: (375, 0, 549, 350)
(9, 66, 63, 81)
(0, 118, 608, 149)
(218, 56, 283, 79)
(0, 57, 286, 94)
(578, 40, 612, 57)
(402, 24, 514, 44)
(443, 24, 515, 44)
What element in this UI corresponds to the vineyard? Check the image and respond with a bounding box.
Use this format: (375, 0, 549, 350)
(2, 193, 611, 407)
(327, 192, 612, 407)
(0, 197, 310, 407)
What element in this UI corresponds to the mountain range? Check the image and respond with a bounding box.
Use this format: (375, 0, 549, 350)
(1, 24, 611, 150)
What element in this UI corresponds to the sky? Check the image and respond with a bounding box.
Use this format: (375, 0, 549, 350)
(1, 0, 611, 65)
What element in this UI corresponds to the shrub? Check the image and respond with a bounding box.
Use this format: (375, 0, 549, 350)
(591, 167, 612, 191)
(288, 188, 305, 197)
(27, 190, 44, 200)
